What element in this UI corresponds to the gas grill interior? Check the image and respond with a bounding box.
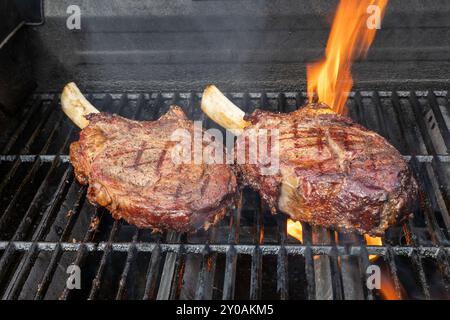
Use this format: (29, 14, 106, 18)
(0, 0, 449, 300)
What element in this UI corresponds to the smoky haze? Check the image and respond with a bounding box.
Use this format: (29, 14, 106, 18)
(29, 0, 450, 92)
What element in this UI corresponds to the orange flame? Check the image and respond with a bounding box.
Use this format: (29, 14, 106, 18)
(380, 273, 401, 300)
(287, 223, 400, 299)
(307, 0, 388, 114)
(364, 234, 382, 261)
(287, 219, 303, 243)
(364, 236, 402, 300)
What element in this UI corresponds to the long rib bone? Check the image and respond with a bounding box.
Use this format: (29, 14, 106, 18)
(201, 85, 251, 136)
(61, 82, 99, 129)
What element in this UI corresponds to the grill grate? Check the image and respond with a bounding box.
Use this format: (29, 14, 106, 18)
(0, 90, 449, 300)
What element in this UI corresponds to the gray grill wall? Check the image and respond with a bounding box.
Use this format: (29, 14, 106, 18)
(22, 0, 450, 92)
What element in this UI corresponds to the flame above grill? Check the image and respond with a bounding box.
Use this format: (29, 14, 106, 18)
(287, 219, 303, 243)
(307, 0, 388, 114)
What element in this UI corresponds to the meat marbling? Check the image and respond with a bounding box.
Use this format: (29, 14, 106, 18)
(236, 103, 417, 235)
(70, 106, 237, 232)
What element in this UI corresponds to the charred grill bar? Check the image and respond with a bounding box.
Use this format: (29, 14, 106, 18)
(0, 90, 449, 300)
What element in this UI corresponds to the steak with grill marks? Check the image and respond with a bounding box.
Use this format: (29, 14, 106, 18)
(70, 106, 237, 232)
(237, 103, 418, 236)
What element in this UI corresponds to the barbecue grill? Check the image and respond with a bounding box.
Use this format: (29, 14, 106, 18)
(0, 0, 449, 300)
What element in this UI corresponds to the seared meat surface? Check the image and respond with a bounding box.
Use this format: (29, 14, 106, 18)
(237, 103, 417, 235)
(70, 106, 237, 232)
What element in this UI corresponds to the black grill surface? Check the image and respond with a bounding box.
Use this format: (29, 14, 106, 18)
(0, 90, 449, 300)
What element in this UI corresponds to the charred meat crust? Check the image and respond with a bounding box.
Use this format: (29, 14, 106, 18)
(70, 106, 238, 232)
(238, 103, 418, 236)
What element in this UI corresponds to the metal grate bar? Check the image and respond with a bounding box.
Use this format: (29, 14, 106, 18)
(249, 195, 264, 300)
(427, 91, 450, 152)
(0, 100, 75, 238)
(168, 240, 186, 300)
(1, 98, 42, 154)
(0, 158, 42, 232)
(435, 248, 450, 294)
(222, 193, 242, 300)
(328, 232, 344, 300)
(295, 92, 305, 109)
(142, 239, 163, 300)
(34, 184, 87, 300)
(195, 226, 219, 300)
(115, 230, 140, 300)
(277, 93, 287, 113)
(222, 245, 237, 300)
(0, 97, 57, 203)
(302, 224, 316, 300)
(336, 233, 361, 300)
(190, 91, 203, 121)
(0, 97, 59, 183)
(311, 227, 333, 299)
(1, 163, 74, 299)
(57, 197, 101, 300)
(2, 241, 449, 256)
(365, 92, 403, 300)
(410, 158, 447, 244)
(0, 96, 78, 299)
(88, 221, 122, 299)
(411, 251, 432, 299)
(408, 92, 441, 155)
(371, 92, 390, 141)
(260, 92, 269, 112)
(156, 232, 181, 300)
(249, 245, 262, 300)
(357, 235, 374, 300)
(407, 93, 450, 234)
(391, 94, 448, 244)
(276, 214, 289, 300)
(353, 92, 368, 128)
(195, 243, 213, 300)
(384, 244, 403, 299)
(390, 93, 432, 299)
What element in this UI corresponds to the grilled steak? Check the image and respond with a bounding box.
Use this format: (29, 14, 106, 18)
(70, 106, 237, 232)
(237, 103, 417, 236)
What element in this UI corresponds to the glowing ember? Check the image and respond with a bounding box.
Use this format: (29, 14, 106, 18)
(307, 0, 388, 114)
(288, 224, 400, 299)
(287, 219, 303, 243)
(380, 272, 401, 300)
(363, 236, 402, 300)
(364, 234, 382, 261)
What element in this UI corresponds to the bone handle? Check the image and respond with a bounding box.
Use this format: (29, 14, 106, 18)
(61, 82, 99, 129)
(201, 85, 251, 136)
